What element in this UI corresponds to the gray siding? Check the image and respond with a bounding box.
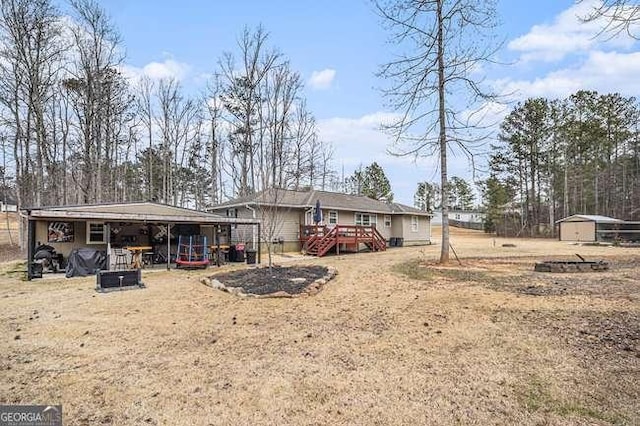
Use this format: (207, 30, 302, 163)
(400, 215, 431, 245)
(209, 204, 431, 250)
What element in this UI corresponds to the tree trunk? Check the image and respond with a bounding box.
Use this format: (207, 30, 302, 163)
(437, 0, 449, 263)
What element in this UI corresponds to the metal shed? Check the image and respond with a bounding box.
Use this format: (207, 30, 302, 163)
(556, 215, 623, 242)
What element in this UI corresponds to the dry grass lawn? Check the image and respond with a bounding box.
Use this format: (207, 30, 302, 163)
(0, 228, 638, 425)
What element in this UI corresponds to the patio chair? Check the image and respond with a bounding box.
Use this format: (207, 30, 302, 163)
(113, 248, 130, 271)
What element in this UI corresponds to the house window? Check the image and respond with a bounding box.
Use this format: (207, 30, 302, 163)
(355, 212, 376, 226)
(86, 222, 107, 244)
(328, 211, 338, 225)
(455, 214, 461, 220)
(384, 215, 392, 228)
(227, 208, 237, 229)
(411, 216, 419, 232)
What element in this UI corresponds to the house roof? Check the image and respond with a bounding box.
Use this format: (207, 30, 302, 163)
(24, 201, 260, 224)
(555, 214, 624, 224)
(432, 209, 486, 215)
(211, 188, 432, 216)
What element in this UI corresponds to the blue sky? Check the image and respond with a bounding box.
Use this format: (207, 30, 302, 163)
(88, 0, 640, 205)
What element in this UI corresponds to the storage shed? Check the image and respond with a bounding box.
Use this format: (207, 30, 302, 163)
(556, 215, 623, 242)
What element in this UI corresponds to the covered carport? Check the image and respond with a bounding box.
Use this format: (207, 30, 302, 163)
(556, 214, 623, 242)
(23, 202, 261, 280)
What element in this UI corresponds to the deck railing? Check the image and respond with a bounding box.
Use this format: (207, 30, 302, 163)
(300, 224, 387, 256)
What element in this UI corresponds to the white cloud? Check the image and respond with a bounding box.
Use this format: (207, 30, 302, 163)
(121, 58, 191, 84)
(508, 0, 636, 62)
(494, 50, 640, 100)
(308, 68, 336, 90)
(317, 112, 474, 204)
(317, 112, 400, 165)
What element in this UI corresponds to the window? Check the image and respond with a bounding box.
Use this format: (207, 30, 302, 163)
(455, 214, 461, 220)
(384, 215, 392, 228)
(227, 208, 237, 229)
(411, 216, 419, 232)
(355, 212, 376, 226)
(86, 222, 107, 244)
(328, 211, 338, 225)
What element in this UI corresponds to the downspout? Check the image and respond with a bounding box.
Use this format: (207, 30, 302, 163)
(245, 204, 257, 250)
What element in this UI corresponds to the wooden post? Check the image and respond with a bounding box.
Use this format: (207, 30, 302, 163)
(216, 225, 221, 267)
(106, 223, 111, 271)
(257, 222, 261, 264)
(27, 217, 35, 280)
(166, 223, 171, 270)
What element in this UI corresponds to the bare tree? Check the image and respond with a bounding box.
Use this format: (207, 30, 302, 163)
(578, 0, 640, 38)
(318, 140, 335, 191)
(136, 76, 155, 200)
(288, 100, 316, 189)
(64, 0, 125, 203)
(219, 26, 281, 196)
(204, 74, 226, 205)
(0, 0, 63, 207)
(155, 77, 200, 205)
(375, 0, 499, 263)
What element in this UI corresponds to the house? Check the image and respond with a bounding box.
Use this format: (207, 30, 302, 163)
(556, 215, 624, 242)
(431, 209, 486, 228)
(208, 188, 432, 255)
(1, 198, 18, 212)
(23, 201, 261, 279)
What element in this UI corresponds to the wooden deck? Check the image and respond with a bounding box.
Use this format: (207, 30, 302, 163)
(300, 224, 387, 257)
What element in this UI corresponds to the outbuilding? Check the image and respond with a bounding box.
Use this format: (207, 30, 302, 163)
(23, 202, 261, 279)
(556, 215, 623, 242)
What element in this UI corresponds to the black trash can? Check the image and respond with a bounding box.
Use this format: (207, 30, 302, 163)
(245, 249, 257, 265)
(30, 262, 43, 279)
(389, 237, 397, 247)
(396, 237, 404, 247)
(230, 244, 245, 262)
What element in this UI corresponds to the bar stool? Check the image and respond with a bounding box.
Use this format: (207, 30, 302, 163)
(113, 248, 129, 270)
(142, 251, 154, 268)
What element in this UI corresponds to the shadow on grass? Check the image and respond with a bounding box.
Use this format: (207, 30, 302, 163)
(519, 377, 627, 424)
(0, 260, 27, 280)
(391, 258, 493, 283)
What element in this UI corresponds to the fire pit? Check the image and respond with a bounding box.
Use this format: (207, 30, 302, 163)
(534, 254, 609, 273)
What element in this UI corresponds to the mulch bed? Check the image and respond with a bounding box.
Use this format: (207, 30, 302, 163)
(205, 265, 335, 297)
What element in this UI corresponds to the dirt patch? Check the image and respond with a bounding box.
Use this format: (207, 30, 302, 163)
(394, 256, 640, 301)
(495, 308, 640, 366)
(487, 258, 640, 300)
(206, 265, 335, 297)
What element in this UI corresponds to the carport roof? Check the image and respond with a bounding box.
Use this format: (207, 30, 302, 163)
(555, 214, 623, 224)
(25, 202, 259, 224)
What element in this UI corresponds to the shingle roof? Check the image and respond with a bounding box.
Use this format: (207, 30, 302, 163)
(26, 202, 259, 224)
(211, 189, 432, 216)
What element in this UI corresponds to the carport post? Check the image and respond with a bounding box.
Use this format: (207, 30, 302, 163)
(257, 222, 261, 264)
(27, 217, 35, 281)
(216, 225, 221, 267)
(166, 223, 171, 270)
(106, 223, 111, 270)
